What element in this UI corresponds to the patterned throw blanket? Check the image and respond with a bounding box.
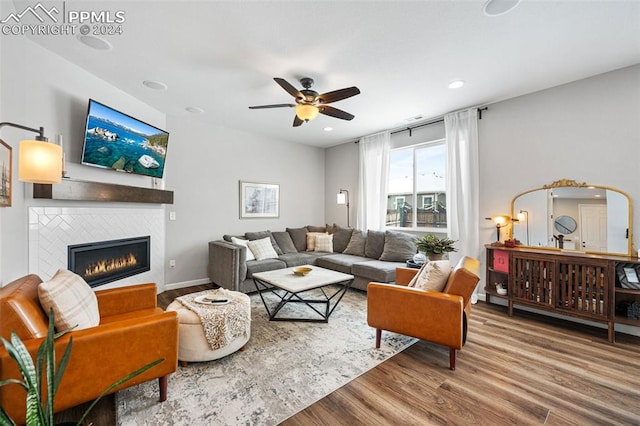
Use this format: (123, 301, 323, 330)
(175, 288, 250, 350)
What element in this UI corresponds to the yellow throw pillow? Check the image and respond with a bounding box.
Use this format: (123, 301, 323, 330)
(38, 269, 100, 332)
(306, 232, 328, 252)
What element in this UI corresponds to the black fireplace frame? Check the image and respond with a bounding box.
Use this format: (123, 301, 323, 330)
(68, 236, 151, 288)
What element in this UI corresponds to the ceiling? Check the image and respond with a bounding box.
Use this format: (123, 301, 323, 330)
(9, 0, 640, 148)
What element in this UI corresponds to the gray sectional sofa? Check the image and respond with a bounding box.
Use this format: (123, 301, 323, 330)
(208, 225, 418, 293)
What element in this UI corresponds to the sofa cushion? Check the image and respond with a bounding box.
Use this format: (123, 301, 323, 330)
(343, 230, 366, 256)
(352, 260, 404, 283)
(306, 232, 328, 252)
(316, 254, 370, 274)
(247, 237, 279, 261)
(326, 223, 335, 234)
(272, 231, 298, 254)
(246, 258, 287, 278)
(306, 225, 326, 233)
(364, 230, 385, 259)
(286, 227, 308, 252)
(315, 234, 334, 253)
(379, 230, 417, 262)
(278, 253, 320, 267)
(331, 225, 353, 253)
(38, 269, 100, 332)
(409, 260, 452, 291)
(230, 237, 256, 261)
(245, 230, 283, 255)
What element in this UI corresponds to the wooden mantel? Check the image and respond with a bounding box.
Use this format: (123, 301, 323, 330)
(33, 178, 174, 204)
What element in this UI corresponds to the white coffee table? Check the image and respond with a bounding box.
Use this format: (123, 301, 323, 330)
(252, 265, 354, 322)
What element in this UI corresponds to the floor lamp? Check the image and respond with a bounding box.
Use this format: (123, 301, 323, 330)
(337, 189, 350, 227)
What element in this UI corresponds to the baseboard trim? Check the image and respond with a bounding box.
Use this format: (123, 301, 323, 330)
(163, 278, 211, 291)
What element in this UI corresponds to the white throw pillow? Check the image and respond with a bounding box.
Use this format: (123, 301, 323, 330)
(409, 260, 452, 292)
(231, 237, 256, 261)
(38, 269, 100, 332)
(314, 234, 334, 253)
(247, 237, 279, 261)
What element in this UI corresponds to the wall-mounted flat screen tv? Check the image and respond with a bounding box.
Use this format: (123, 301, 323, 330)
(81, 99, 169, 178)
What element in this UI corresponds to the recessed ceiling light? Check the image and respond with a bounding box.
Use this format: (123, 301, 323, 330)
(483, 0, 521, 16)
(143, 80, 168, 91)
(323, 127, 333, 132)
(77, 34, 112, 51)
(448, 80, 465, 89)
(185, 106, 204, 114)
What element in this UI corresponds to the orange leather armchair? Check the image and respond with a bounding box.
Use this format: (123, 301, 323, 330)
(0, 274, 179, 424)
(367, 256, 480, 370)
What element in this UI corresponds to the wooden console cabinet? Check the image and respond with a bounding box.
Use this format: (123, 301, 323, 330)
(485, 245, 640, 342)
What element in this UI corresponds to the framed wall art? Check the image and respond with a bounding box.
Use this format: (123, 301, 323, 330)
(239, 181, 279, 219)
(0, 139, 12, 207)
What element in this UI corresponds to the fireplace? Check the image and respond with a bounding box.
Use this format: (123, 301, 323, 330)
(68, 236, 151, 288)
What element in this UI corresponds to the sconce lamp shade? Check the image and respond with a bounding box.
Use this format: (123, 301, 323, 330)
(337, 192, 347, 205)
(295, 104, 319, 121)
(18, 140, 63, 184)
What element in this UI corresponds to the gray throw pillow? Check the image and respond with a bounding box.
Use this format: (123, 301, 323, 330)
(245, 230, 283, 255)
(364, 230, 386, 259)
(306, 225, 327, 233)
(379, 230, 417, 261)
(343, 230, 366, 256)
(286, 227, 308, 252)
(272, 231, 298, 254)
(332, 224, 353, 253)
(223, 234, 244, 242)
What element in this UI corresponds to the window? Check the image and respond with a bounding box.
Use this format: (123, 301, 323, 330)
(386, 140, 447, 230)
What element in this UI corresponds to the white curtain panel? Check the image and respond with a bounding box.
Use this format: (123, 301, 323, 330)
(357, 131, 391, 231)
(445, 109, 480, 303)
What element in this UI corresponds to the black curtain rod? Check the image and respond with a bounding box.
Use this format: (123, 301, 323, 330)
(389, 107, 489, 137)
(390, 118, 444, 136)
(355, 107, 488, 142)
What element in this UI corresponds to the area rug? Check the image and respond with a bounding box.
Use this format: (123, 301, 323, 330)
(116, 287, 416, 425)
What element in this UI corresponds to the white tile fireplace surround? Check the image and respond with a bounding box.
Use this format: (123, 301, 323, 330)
(28, 207, 165, 291)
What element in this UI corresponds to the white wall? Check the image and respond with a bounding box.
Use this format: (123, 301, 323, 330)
(163, 115, 325, 287)
(478, 64, 640, 267)
(0, 34, 166, 285)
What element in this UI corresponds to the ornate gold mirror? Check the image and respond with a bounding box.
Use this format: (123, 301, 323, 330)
(510, 179, 633, 256)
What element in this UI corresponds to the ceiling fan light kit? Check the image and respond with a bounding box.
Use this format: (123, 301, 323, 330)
(249, 77, 360, 127)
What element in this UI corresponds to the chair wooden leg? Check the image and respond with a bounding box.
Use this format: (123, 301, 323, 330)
(180, 360, 188, 367)
(375, 329, 381, 348)
(159, 375, 168, 401)
(449, 348, 456, 371)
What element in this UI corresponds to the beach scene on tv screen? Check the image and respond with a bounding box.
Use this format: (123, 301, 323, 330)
(82, 101, 168, 178)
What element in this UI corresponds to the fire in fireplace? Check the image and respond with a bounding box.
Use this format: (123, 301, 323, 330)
(68, 236, 150, 287)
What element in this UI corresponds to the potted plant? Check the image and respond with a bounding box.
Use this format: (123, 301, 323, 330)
(0, 309, 162, 426)
(415, 233, 457, 260)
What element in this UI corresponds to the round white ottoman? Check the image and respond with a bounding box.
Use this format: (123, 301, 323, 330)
(167, 289, 251, 366)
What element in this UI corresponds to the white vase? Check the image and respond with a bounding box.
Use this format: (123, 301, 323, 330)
(428, 253, 445, 261)
(413, 252, 427, 264)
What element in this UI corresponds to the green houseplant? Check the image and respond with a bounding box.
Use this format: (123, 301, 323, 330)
(0, 309, 162, 426)
(416, 234, 457, 260)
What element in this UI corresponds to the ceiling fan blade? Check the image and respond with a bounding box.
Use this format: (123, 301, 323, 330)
(319, 105, 355, 121)
(248, 104, 295, 109)
(293, 115, 304, 127)
(318, 87, 360, 104)
(274, 78, 303, 99)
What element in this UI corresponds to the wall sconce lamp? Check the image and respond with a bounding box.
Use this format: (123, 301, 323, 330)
(0, 122, 62, 184)
(337, 188, 350, 227)
(485, 215, 518, 244)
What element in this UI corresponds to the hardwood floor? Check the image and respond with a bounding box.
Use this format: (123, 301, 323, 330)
(58, 286, 640, 425)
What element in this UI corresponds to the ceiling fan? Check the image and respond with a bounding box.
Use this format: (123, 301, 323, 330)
(249, 77, 360, 127)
